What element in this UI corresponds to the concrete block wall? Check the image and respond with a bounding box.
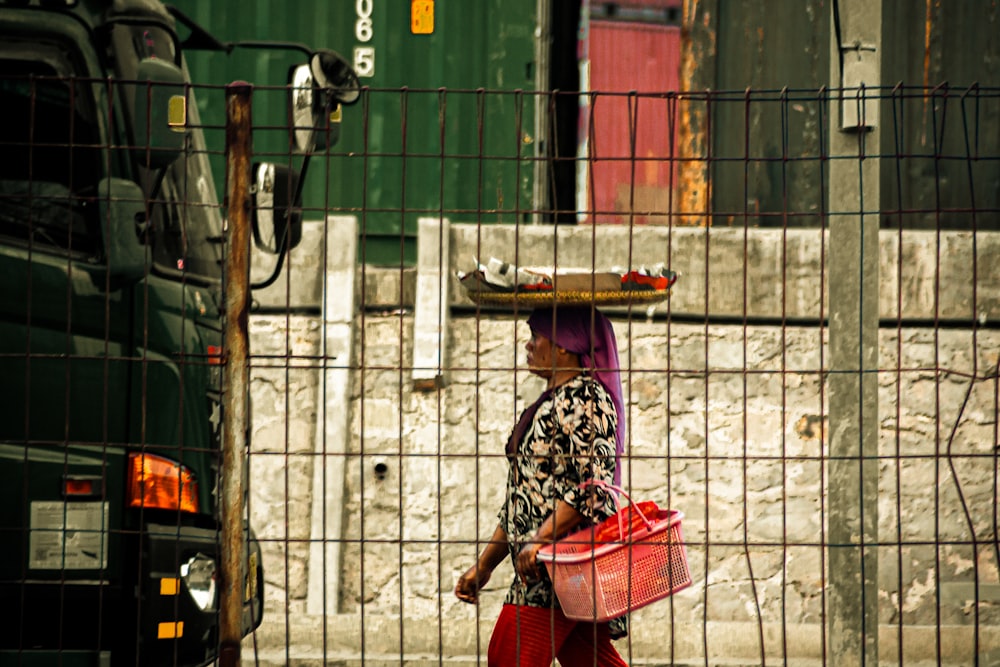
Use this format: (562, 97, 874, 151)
(243, 218, 1000, 664)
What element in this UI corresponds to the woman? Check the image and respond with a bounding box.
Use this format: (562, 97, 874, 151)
(454, 305, 629, 666)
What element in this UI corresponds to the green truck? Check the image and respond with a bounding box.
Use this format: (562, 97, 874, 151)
(0, 1, 356, 664)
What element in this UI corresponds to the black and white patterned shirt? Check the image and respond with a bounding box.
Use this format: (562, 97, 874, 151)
(497, 373, 627, 638)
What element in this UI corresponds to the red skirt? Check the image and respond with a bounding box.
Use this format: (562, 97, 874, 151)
(487, 603, 628, 667)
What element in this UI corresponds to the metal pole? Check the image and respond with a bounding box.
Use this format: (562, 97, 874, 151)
(532, 0, 550, 223)
(219, 81, 253, 667)
(828, 0, 880, 664)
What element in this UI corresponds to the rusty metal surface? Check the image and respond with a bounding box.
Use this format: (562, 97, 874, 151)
(219, 82, 253, 666)
(881, 1, 1000, 230)
(684, 0, 999, 230)
(677, 0, 717, 225)
(710, 0, 829, 227)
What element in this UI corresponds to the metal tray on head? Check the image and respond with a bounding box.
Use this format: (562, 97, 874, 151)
(459, 267, 674, 309)
(464, 288, 671, 309)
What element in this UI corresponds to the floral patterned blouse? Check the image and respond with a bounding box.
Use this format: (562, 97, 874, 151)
(497, 373, 628, 638)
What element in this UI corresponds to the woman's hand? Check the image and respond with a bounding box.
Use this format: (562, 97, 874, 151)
(514, 500, 583, 584)
(515, 541, 544, 584)
(455, 524, 509, 604)
(455, 563, 492, 604)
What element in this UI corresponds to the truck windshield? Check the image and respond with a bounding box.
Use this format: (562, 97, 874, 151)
(0, 41, 101, 256)
(109, 22, 224, 282)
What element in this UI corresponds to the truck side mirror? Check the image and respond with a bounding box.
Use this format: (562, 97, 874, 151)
(132, 58, 187, 169)
(288, 49, 359, 153)
(99, 177, 150, 281)
(310, 49, 360, 106)
(251, 162, 302, 254)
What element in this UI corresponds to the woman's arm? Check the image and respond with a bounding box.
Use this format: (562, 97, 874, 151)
(455, 523, 509, 603)
(515, 499, 584, 582)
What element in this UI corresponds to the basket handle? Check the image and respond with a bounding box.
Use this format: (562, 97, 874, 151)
(578, 479, 656, 535)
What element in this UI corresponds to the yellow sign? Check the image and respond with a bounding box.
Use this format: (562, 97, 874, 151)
(411, 0, 434, 34)
(167, 95, 186, 132)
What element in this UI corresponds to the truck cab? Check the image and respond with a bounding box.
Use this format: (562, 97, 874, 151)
(0, 1, 355, 665)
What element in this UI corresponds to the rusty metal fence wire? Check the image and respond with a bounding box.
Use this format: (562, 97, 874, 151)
(3, 75, 1000, 667)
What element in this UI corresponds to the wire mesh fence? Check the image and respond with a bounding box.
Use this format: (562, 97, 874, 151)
(2, 66, 999, 667)
(242, 83, 1000, 665)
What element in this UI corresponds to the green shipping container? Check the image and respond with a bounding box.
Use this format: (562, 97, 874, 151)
(171, 0, 538, 265)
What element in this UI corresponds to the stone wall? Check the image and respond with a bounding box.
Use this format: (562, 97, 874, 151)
(242, 221, 1000, 663)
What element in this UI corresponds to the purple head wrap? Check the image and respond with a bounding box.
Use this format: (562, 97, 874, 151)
(525, 306, 625, 485)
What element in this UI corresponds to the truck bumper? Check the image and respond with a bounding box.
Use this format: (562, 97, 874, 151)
(140, 521, 264, 666)
(0, 521, 263, 667)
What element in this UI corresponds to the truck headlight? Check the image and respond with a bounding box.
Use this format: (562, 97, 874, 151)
(180, 553, 217, 612)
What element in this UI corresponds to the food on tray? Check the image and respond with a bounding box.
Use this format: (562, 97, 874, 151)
(457, 257, 677, 294)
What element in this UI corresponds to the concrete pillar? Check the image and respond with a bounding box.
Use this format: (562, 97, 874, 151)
(412, 216, 451, 391)
(307, 215, 357, 615)
(827, 0, 881, 663)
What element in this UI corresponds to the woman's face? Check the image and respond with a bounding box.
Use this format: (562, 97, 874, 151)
(525, 329, 554, 378)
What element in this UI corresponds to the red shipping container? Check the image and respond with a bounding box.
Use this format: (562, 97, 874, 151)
(584, 18, 681, 224)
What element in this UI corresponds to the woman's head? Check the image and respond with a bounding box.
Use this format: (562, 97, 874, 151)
(526, 306, 617, 371)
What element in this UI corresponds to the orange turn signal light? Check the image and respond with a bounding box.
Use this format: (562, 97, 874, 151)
(207, 345, 222, 365)
(127, 453, 199, 513)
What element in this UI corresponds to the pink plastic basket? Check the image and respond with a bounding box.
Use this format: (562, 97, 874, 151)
(536, 483, 691, 622)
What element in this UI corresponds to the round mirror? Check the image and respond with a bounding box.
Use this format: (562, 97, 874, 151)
(251, 162, 302, 255)
(309, 49, 360, 106)
(289, 64, 316, 154)
(252, 163, 277, 252)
